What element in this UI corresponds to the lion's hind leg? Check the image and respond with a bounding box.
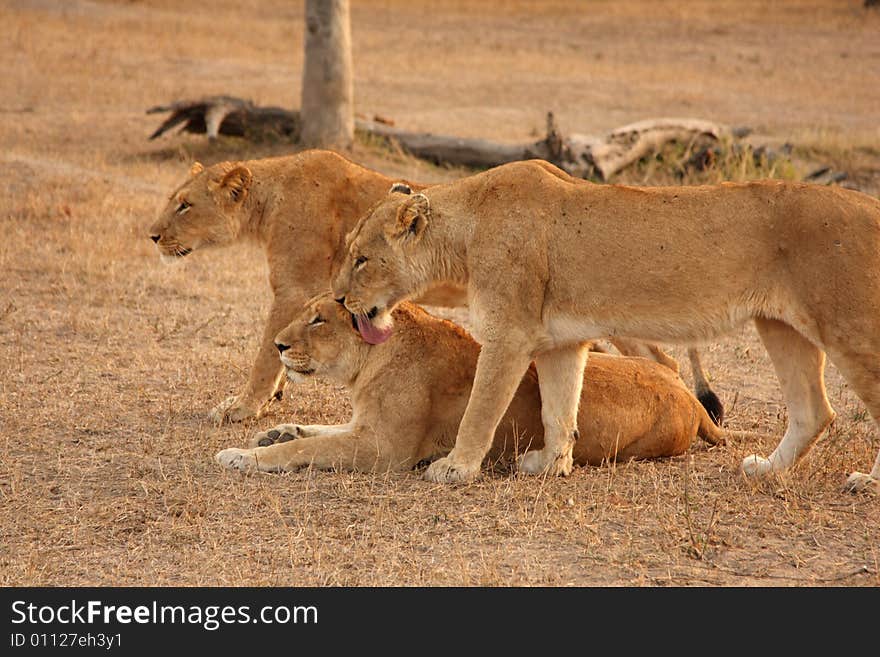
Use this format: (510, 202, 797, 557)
(610, 337, 680, 374)
(844, 463, 880, 495)
(824, 350, 880, 494)
(741, 318, 835, 479)
(610, 339, 725, 426)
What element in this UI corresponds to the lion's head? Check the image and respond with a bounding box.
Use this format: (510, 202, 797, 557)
(148, 161, 252, 263)
(331, 183, 433, 344)
(274, 293, 371, 385)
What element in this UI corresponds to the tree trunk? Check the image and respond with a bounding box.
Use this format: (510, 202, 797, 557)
(300, 0, 354, 149)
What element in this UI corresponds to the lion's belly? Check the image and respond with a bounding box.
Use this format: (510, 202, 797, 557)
(545, 316, 609, 343)
(540, 221, 768, 346)
(543, 307, 751, 348)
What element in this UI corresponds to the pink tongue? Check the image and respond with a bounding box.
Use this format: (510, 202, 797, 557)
(355, 314, 393, 345)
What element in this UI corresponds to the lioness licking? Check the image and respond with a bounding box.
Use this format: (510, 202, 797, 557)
(215, 294, 730, 474)
(332, 161, 880, 493)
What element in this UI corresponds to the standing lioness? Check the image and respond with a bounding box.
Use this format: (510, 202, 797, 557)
(148, 150, 435, 422)
(332, 160, 880, 493)
(215, 295, 729, 473)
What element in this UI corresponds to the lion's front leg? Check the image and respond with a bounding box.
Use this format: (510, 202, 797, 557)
(249, 421, 356, 448)
(518, 344, 589, 477)
(217, 429, 398, 473)
(424, 340, 533, 484)
(209, 295, 302, 424)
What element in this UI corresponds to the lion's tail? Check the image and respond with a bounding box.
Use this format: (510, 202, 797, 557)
(689, 347, 724, 426)
(697, 407, 775, 447)
(696, 405, 726, 445)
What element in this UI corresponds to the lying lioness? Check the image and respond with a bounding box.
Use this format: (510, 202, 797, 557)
(331, 162, 880, 493)
(215, 294, 729, 474)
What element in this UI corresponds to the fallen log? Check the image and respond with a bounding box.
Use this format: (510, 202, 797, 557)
(146, 96, 748, 180)
(147, 96, 300, 142)
(355, 112, 565, 170)
(581, 118, 737, 179)
(358, 113, 745, 180)
(804, 166, 848, 186)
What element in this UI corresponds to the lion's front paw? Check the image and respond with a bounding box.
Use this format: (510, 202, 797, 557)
(249, 424, 304, 448)
(842, 471, 878, 495)
(741, 454, 775, 479)
(215, 448, 258, 472)
(517, 447, 574, 477)
(208, 395, 260, 424)
(423, 455, 480, 484)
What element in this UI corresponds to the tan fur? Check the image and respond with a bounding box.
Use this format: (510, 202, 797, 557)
(149, 152, 687, 424)
(215, 296, 726, 474)
(332, 160, 880, 492)
(149, 150, 450, 423)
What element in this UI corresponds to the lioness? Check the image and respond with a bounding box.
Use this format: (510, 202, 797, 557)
(332, 161, 880, 493)
(148, 150, 437, 422)
(215, 294, 729, 474)
(149, 151, 719, 424)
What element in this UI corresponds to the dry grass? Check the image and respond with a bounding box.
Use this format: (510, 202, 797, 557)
(1, 0, 878, 587)
(608, 136, 799, 187)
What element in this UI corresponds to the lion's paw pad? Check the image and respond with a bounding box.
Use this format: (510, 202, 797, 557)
(252, 426, 302, 448)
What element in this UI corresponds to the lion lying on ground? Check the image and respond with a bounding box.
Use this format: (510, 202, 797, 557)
(331, 161, 880, 493)
(215, 294, 730, 474)
(149, 151, 721, 424)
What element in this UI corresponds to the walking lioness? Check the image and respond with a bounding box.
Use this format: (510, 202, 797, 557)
(148, 151, 439, 422)
(332, 161, 880, 492)
(215, 295, 729, 473)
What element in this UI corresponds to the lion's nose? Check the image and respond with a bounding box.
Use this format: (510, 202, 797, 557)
(335, 296, 346, 305)
(150, 235, 160, 243)
(276, 342, 290, 354)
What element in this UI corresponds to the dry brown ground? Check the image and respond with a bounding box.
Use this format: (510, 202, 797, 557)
(1, 0, 878, 586)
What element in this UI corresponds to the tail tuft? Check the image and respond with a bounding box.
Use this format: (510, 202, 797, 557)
(697, 390, 724, 426)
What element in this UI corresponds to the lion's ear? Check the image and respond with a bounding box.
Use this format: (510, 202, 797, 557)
(389, 182, 412, 195)
(392, 193, 430, 241)
(189, 162, 204, 177)
(215, 165, 252, 203)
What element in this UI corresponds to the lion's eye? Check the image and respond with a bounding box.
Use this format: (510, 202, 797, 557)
(176, 201, 191, 215)
(309, 316, 325, 327)
(354, 255, 368, 270)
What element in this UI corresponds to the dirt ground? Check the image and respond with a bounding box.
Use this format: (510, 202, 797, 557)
(1, 0, 878, 586)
